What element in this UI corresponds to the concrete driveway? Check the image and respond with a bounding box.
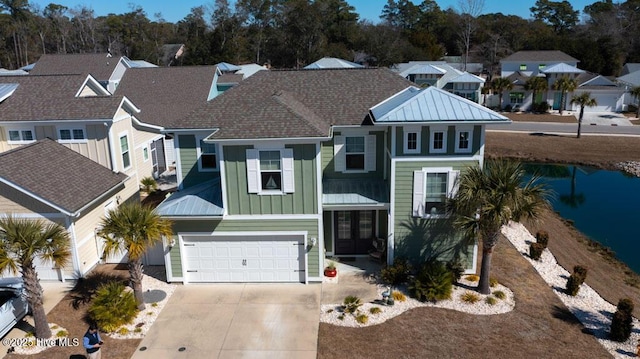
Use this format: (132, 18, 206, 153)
(576, 111, 633, 126)
(132, 283, 321, 359)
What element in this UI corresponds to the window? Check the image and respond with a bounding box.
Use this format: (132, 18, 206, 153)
(59, 128, 85, 141)
(259, 150, 281, 191)
(143, 147, 149, 162)
(519, 64, 527, 71)
(119, 134, 131, 170)
(509, 92, 524, 104)
(412, 168, 460, 218)
(345, 136, 365, 170)
(429, 127, 447, 154)
(198, 139, 217, 171)
(7, 129, 34, 143)
(403, 128, 421, 154)
(538, 64, 546, 70)
(246, 148, 294, 194)
(455, 127, 473, 153)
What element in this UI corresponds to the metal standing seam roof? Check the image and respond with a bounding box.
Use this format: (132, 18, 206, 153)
(216, 62, 242, 72)
(304, 57, 364, 69)
(448, 72, 485, 83)
(399, 64, 446, 78)
(156, 179, 224, 217)
(617, 71, 640, 87)
(541, 63, 585, 74)
(0, 83, 18, 102)
(370, 86, 509, 123)
(323, 179, 389, 206)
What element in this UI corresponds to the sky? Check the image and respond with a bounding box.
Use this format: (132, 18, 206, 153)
(28, 0, 598, 24)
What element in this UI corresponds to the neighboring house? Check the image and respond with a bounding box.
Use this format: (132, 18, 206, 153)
(29, 53, 156, 93)
(617, 64, 640, 110)
(304, 57, 364, 69)
(394, 61, 485, 103)
(0, 139, 129, 280)
(156, 68, 509, 284)
(0, 73, 165, 278)
(500, 51, 624, 112)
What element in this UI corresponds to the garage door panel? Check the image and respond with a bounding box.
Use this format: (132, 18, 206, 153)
(183, 235, 305, 283)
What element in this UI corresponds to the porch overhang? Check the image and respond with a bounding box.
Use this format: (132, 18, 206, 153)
(322, 179, 389, 209)
(156, 178, 224, 217)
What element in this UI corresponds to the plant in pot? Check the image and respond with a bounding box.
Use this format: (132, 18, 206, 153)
(324, 261, 337, 277)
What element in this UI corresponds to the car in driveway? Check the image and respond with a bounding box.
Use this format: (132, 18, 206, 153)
(0, 277, 29, 339)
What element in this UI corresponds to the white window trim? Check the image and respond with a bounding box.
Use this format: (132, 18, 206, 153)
(57, 126, 87, 144)
(196, 136, 218, 172)
(142, 146, 149, 162)
(6, 126, 35, 144)
(334, 134, 377, 173)
(246, 148, 294, 195)
(455, 126, 473, 154)
(412, 167, 459, 219)
(118, 132, 132, 171)
(403, 126, 421, 154)
(429, 126, 447, 154)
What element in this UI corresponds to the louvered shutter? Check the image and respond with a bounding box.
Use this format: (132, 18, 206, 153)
(365, 135, 377, 172)
(282, 149, 295, 193)
(246, 149, 260, 193)
(412, 170, 425, 217)
(333, 135, 345, 172)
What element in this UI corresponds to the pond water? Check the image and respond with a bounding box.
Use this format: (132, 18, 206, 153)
(525, 163, 640, 274)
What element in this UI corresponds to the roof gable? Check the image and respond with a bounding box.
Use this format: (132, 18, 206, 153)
(541, 63, 585, 74)
(370, 86, 509, 123)
(448, 72, 485, 83)
(617, 71, 640, 87)
(501, 51, 579, 63)
(0, 139, 127, 214)
(304, 57, 363, 69)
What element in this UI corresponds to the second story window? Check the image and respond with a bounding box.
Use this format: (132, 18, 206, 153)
(198, 139, 217, 171)
(345, 136, 365, 170)
(259, 150, 282, 191)
(519, 64, 527, 71)
(455, 127, 474, 154)
(59, 128, 85, 141)
(119, 134, 131, 170)
(429, 127, 447, 154)
(246, 148, 295, 194)
(403, 127, 421, 154)
(8, 129, 34, 143)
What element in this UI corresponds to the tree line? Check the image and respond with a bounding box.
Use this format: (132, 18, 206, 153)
(1, 0, 639, 76)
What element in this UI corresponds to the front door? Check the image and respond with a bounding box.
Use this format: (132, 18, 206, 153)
(553, 92, 563, 110)
(334, 211, 376, 255)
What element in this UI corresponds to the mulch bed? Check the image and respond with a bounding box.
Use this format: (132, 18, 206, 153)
(6, 265, 141, 359)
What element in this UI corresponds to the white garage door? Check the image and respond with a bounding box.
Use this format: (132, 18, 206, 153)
(579, 94, 618, 112)
(182, 235, 305, 283)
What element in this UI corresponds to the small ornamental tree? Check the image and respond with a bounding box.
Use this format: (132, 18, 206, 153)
(610, 298, 634, 342)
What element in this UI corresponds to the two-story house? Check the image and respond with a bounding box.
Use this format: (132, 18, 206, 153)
(395, 62, 485, 103)
(156, 68, 509, 284)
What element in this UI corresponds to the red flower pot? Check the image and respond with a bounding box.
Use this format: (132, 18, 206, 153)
(324, 268, 337, 277)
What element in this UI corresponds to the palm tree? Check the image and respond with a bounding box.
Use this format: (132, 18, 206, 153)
(448, 160, 551, 294)
(491, 77, 513, 111)
(524, 76, 548, 108)
(570, 92, 597, 138)
(552, 76, 578, 115)
(630, 86, 640, 119)
(98, 203, 173, 310)
(0, 216, 71, 339)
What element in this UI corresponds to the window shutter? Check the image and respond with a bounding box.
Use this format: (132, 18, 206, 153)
(333, 135, 345, 172)
(282, 148, 295, 193)
(365, 134, 377, 172)
(448, 170, 460, 198)
(246, 149, 259, 193)
(412, 171, 425, 217)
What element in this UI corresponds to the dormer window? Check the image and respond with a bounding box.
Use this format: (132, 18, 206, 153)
(403, 127, 421, 154)
(7, 128, 34, 144)
(59, 128, 86, 142)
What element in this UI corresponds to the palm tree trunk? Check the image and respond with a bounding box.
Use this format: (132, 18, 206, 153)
(129, 258, 146, 310)
(477, 244, 494, 295)
(559, 92, 565, 115)
(22, 266, 52, 338)
(577, 106, 584, 138)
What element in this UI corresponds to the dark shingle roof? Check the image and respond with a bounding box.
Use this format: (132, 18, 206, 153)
(0, 75, 123, 121)
(115, 66, 217, 127)
(501, 51, 579, 63)
(169, 68, 414, 139)
(30, 53, 118, 80)
(0, 139, 127, 214)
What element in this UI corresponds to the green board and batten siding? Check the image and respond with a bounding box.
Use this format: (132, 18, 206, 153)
(395, 125, 482, 157)
(166, 219, 321, 280)
(321, 131, 385, 180)
(393, 160, 477, 268)
(223, 144, 318, 215)
(178, 135, 220, 188)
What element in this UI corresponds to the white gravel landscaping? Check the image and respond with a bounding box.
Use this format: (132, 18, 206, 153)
(320, 278, 515, 328)
(107, 274, 176, 340)
(502, 221, 640, 359)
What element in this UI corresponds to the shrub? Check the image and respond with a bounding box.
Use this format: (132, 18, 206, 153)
(117, 327, 129, 335)
(88, 282, 139, 332)
(460, 291, 480, 304)
(151, 303, 158, 307)
(337, 314, 344, 320)
(140, 176, 158, 194)
(369, 307, 382, 315)
(381, 258, 412, 285)
(326, 308, 334, 313)
(342, 295, 362, 314)
(465, 274, 479, 282)
(408, 261, 453, 303)
(486, 296, 498, 305)
(566, 265, 588, 296)
(493, 290, 506, 300)
(356, 313, 369, 324)
(55, 330, 68, 337)
(134, 327, 142, 333)
(490, 277, 499, 288)
(531, 102, 550, 113)
(391, 291, 406, 302)
(504, 104, 513, 112)
(536, 230, 549, 248)
(609, 298, 634, 342)
(530, 242, 545, 261)
(446, 260, 465, 283)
